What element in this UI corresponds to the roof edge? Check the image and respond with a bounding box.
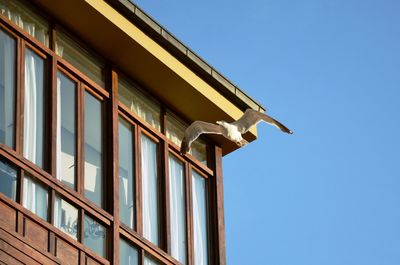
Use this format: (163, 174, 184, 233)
(105, 0, 266, 113)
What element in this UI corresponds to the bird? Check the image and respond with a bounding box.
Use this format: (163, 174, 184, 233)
(180, 108, 293, 154)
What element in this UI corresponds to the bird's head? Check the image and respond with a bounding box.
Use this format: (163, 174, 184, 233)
(216, 120, 228, 127)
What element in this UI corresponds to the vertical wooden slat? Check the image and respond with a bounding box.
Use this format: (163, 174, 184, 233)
(49, 54, 57, 176)
(79, 250, 85, 265)
(135, 128, 143, 235)
(49, 189, 56, 226)
(131, 123, 136, 231)
(18, 40, 26, 157)
(48, 183, 56, 257)
(186, 164, 194, 265)
(214, 146, 226, 265)
(16, 168, 23, 204)
(49, 232, 56, 255)
(15, 37, 22, 154)
(50, 25, 56, 52)
(77, 82, 84, 194)
(79, 209, 85, 244)
(110, 69, 120, 265)
(16, 211, 24, 236)
(156, 139, 165, 251)
(161, 107, 167, 134)
(17, 169, 25, 235)
(162, 141, 170, 254)
(140, 249, 144, 265)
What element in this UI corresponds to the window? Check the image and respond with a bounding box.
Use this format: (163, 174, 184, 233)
(23, 48, 46, 168)
(83, 214, 107, 258)
(23, 175, 48, 221)
(0, 159, 17, 200)
(0, 29, 16, 148)
(0, 0, 49, 46)
(119, 76, 161, 131)
(55, 29, 105, 87)
(56, 71, 77, 189)
(144, 254, 161, 265)
(84, 91, 103, 208)
(54, 195, 79, 240)
(166, 113, 208, 165)
(141, 134, 160, 246)
(120, 238, 139, 265)
(192, 171, 209, 265)
(169, 155, 187, 264)
(119, 117, 135, 229)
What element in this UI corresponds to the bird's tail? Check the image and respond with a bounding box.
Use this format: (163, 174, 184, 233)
(237, 139, 249, 147)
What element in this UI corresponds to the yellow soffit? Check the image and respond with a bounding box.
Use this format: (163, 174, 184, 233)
(85, 0, 257, 137)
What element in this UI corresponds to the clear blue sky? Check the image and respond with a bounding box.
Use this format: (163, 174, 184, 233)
(134, 1, 400, 264)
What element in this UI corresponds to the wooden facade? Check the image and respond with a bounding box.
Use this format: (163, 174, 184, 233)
(0, 0, 261, 264)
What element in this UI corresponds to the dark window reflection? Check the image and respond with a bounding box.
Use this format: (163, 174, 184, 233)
(0, 29, 16, 148)
(0, 159, 17, 200)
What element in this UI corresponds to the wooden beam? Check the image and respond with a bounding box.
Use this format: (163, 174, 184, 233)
(214, 146, 226, 265)
(110, 69, 120, 265)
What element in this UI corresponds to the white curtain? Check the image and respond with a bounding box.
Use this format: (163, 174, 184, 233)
(23, 176, 48, 221)
(56, 76, 62, 180)
(141, 135, 159, 246)
(54, 196, 78, 240)
(0, 3, 49, 46)
(169, 156, 187, 264)
(192, 172, 208, 265)
(23, 49, 38, 165)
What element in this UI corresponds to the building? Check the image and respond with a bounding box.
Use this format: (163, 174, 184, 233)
(0, 0, 264, 264)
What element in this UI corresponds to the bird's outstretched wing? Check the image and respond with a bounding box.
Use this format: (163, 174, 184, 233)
(180, 121, 223, 154)
(232, 109, 293, 134)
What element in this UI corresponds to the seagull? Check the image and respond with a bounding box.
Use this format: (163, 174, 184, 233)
(180, 108, 293, 154)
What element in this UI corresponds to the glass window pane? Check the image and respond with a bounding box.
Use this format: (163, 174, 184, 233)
(0, 29, 16, 148)
(120, 239, 139, 265)
(166, 113, 207, 165)
(0, 0, 49, 46)
(23, 175, 48, 221)
(119, 118, 135, 229)
(54, 196, 78, 240)
(119, 76, 161, 131)
(169, 155, 186, 264)
(192, 171, 208, 265)
(83, 215, 106, 258)
(190, 139, 207, 165)
(144, 255, 161, 265)
(141, 135, 160, 245)
(0, 159, 17, 200)
(23, 48, 45, 168)
(84, 92, 103, 208)
(55, 30, 105, 87)
(165, 113, 185, 147)
(56, 72, 76, 189)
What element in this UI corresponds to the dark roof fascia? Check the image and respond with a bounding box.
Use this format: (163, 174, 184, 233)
(105, 0, 266, 113)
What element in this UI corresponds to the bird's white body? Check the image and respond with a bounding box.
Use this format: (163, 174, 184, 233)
(217, 121, 243, 142)
(180, 109, 292, 154)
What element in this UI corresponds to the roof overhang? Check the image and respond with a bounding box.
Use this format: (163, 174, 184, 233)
(33, 0, 261, 155)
